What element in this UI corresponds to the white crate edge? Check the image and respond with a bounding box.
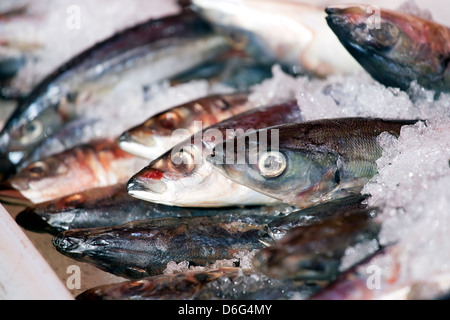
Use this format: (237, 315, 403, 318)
(0, 204, 73, 300)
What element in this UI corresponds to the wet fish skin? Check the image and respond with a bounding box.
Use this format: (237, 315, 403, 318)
(0, 9, 228, 178)
(192, 0, 361, 77)
(267, 194, 369, 241)
(52, 214, 276, 279)
(76, 267, 320, 300)
(253, 207, 380, 281)
(0, 139, 147, 205)
(118, 92, 251, 160)
(207, 118, 418, 208)
(326, 5, 450, 94)
(16, 182, 295, 234)
(127, 100, 303, 207)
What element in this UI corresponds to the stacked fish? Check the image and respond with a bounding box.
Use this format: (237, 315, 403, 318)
(0, 0, 448, 300)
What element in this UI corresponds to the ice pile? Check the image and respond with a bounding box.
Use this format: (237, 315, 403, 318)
(248, 65, 450, 298)
(360, 119, 450, 298)
(249, 65, 450, 121)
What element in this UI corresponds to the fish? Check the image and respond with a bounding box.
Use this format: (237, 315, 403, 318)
(52, 213, 276, 279)
(127, 100, 303, 207)
(0, 9, 230, 180)
(266, 194, 370, 241)
(0, 138, 148, 205)
(170, 53, 274, 90)
(207, 117, 419, 208)
(15, 182, 295, 234)
(191, 0, 361, 77)
(76, 267, 321, 300)
(253, 206, 381, 281)
(118, 92, 251, 160)
(325, 4, 450, 94)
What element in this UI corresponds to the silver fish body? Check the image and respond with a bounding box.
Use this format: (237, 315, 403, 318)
(191, 0, 361, 77)
(207, 117, 418, 208)
(127, 100, 303, 207)
(52, 213, 276, 279)
(16, 182, 295, 234)
(0, 10, 230, 179)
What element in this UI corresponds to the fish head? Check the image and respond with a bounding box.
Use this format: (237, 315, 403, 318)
(0, 154, 70, 204)
(118, 93, 250, 160)
(52, 226, 154, 279)
(118, 107, 194, 160)
(127, 135, 217, 206)
(0, 87, 78, 170)
(207, 127, 340, 207)
(325, 5, 446, 90)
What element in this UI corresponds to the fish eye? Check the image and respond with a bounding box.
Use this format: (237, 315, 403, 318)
(18, 119, 44, 146)
(170, 149, 195, 173)
(157, 112, 180, 130)
(257, 151, 286, 178)
(25, 161, 49, 178)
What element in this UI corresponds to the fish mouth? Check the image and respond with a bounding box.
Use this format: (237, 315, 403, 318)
(0, 181, 31, 206)
(127, 173, 168, 202)
(118, 131, 153, 152)
(15, 207, 57, 235)
(0, 156, 16, 181)
(52, 231, 87, 255)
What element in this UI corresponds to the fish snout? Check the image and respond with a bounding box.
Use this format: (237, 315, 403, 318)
(52, 233, 83, 253)
(118, 131, 155, 156)
(0, 156, 16, 181)
(127, 169, 167, 200)
(16, 206, 56, 234)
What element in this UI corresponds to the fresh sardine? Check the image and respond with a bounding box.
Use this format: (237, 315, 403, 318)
(118, 92, 251, 160)
(127, 100, 302, 207)
(0, 10, 230, 179)
(76, 267, 320, 300)
(191, 0, 361, 77)
(326, 4, 450, 94)
(207, 118, 418, 208)
(253, 207, 380, 281)
(52, 214, 276, 279)
(0, 139, 147, 205)
(16, 182, 294, 234)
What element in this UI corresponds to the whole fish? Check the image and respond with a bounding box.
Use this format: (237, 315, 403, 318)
(0, 9, 230, 180)
(325, 4, 450, 94)
(118, 92, 251, 160)
(267, 194, 369, 241)
(253, 207, 380, 281)
(207, 118, 418, 208)
(76, 267, 320, 300)
(0, 139, 147, 205)
(127, 100, 303, 207)
(52, 214, 276, 279)
(16, 182, 294, 234)
(191, 0, 361, 77)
